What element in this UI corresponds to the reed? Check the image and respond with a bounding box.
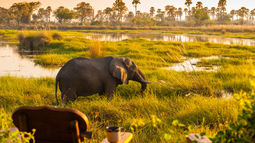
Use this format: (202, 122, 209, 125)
(89, 40, 105, 58)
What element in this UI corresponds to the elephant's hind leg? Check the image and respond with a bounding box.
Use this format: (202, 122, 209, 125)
(62, 88, 77, 103)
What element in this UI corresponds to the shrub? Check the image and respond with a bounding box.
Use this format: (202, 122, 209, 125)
(52, 32, 63, 40)
(18, 32, 51, 50)
(89, 40, 105, 58)
(18, 32, 25, 44)
(211, 91, 255, 143)
(0, 109, 35, 143)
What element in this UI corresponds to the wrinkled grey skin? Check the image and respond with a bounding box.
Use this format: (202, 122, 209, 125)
(55, 56, 150, 104)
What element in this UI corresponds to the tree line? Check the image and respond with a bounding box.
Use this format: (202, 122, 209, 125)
(0, 0, 255, 27)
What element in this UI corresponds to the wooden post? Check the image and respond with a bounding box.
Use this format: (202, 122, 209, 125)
(70, 120, 81, 143)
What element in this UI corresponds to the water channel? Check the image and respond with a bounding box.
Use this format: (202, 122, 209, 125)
(0, 43, 59, 78)
(85, 33, 255, 46)
(164, 56, 221, 72)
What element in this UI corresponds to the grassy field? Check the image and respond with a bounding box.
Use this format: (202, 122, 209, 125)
(1, 29, 255, 142)
(0, 77, 240, 142)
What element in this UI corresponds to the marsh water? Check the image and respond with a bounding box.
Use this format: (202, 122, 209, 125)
(165, 56, 221, 72)
(0, 43, 59, 77)
(0, 32, 254, 78)
(85, 33, 255, 46)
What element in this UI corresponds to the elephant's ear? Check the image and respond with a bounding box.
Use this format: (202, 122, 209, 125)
(123, 57, 136, 71)
(109, 58, 128, 84)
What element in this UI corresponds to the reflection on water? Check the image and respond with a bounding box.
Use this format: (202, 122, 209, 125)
(85, 33, 255, 46)
(164, 56, 221, 72)
(0, 44, 59, 78)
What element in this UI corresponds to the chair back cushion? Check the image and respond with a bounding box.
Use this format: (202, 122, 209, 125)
(12, 106, 89, 143)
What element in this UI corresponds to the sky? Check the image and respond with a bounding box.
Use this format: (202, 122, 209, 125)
(0, 0, 254, 13)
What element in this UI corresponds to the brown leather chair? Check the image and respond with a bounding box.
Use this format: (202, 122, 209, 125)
(12, 106, 92, 143)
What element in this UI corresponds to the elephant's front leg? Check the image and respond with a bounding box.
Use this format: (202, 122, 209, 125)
(104, 81, 118, 97)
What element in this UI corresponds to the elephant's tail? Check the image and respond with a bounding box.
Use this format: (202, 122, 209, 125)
(55, 77, 59, 105)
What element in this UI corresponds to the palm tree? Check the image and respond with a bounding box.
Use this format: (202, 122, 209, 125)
(150, 7, 155, 18)
(136, 11, 141, 17)
(112, 0, 128, 22)
(104, 7, 112, 22)
(37, 8, 46, 22)
(165, 5, 177, 21)
(156, 9, 164, 22)
(32, 13, 38, 22)
(184, 8, 188, 16)
(230, 10, 236, 21)
(237, 7, 249, 24)
(217, 0, 227, 21)
(196, 1, 203, 9)
(46, 6, 52, 23)
(177, 8, 183, 22)
(95, 10, 104, 21)
(126, 11, 134, 23)
(185, 0, 192, 15)
(250, 9, 255, 23)
(132, 0, 140, 16)
(210, 7, 216, 20)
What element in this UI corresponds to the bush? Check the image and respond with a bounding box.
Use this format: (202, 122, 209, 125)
(0, 109, 35, 143)
(52, 32, 63, 40)
(91, 21, 104, 25)
(18, 32, 51, 50)
(211, 91, 255, 142)
(18, 32, 25, 44)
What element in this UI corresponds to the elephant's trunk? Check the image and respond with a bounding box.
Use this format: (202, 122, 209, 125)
(134, 69, 150, 92)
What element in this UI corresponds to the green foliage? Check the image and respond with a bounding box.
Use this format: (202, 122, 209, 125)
(132, 17, 155, 26)
(52, 32, 63, 40)
(193, 9, 210, 25)
(112, 0, 128, 22)
(0, 109, 36, 143)
(9, 2, 41, 25)
(212, 91, 255, 142)
(74, 2, 94, 23)
(54, 6, 75, 23)
(91, 21, 104, 25)
(0, 8, 9, 24)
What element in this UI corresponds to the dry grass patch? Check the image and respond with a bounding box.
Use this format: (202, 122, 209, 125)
(89, 40, 105, 58)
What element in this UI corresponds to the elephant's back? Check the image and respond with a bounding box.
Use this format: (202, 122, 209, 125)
(59, 57, 96, 77)
(57, 57, 107, 91)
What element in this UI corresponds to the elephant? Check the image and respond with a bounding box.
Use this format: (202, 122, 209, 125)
(55, 56, 150, 104)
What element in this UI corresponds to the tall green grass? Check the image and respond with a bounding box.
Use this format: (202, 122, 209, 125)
(31, 37, 255, 95)
(0, 77, 240, 142)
